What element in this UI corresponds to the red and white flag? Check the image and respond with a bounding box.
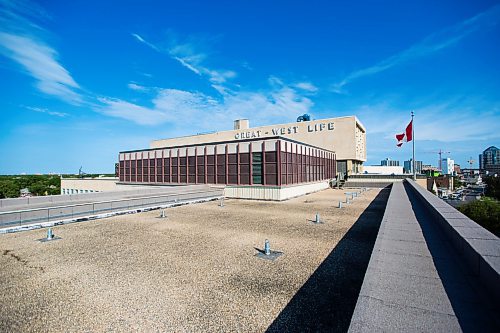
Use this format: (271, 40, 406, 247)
(396, 120, 413, 147)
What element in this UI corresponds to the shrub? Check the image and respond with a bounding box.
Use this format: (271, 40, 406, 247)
(484, 176, 500, 201)
(458, 197, 500, 237)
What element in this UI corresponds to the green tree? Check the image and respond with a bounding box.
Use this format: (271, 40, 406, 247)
(484, 176, 500, 200)
(0, 175, 62, 198)
(453, 177, 462, 190)
(0, 180, 20, 198)
(29, 182, 48, 196)
(458, 198, 500, 236)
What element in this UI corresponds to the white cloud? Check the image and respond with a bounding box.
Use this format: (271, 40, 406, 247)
(25, 105, 68, 117)
(294, 81, 318, 93)
(0, 3, 82, 104)
(356, 99, 500, 167)
(131, 33, 159, 52)
(96, 78, 313, 128)
(132, 32, 237, 90)
(354, 99, 500, 143)
(333, 4, 500, 92)
(127, 82, 148, 92)
(96, 97, 169, 126)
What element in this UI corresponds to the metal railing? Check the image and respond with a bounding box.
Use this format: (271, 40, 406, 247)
(0, 188, 223, 229)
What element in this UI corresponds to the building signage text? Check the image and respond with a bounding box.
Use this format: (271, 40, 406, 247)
(234, 122, 334, 140)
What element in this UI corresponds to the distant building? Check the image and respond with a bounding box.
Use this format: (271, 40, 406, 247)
(61, 177, 119, 194)
(427, 175, 454, 193)
(19, 188, 32, 197)
(404, 159, 423, 174)
(454, 164, 461, 175)
(479, 146, 500, 175)
(363, 165, 404, 175)
(441, 158, 455, 175)
(422, 164, 436, 170)
(380, 158, 399, 167)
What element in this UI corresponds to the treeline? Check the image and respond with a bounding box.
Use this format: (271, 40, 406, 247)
(61, 174, 115, 178)
(458, 176, 500, 237)
(0, 175, 61, 198)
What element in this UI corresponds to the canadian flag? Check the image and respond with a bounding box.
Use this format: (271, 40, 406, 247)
(396, 120, 413, 147)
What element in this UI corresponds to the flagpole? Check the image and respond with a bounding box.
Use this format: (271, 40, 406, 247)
(412, 111, 415, 181)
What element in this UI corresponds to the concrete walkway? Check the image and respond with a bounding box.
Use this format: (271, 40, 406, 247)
(0, 185, 223, 230)
(349, 182, 499, 332)
(0, 185, 219, 212)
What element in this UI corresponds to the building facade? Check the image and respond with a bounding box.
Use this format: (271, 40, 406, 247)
(381, 158, 399, 166)
(363, 165, 404, 175)
(404, 159, 423, 174)
(61, 177, 120, 194)
(150, 116, 365, 176)
(118, 137, 336, 188)
(479, 146, 500, 175)
(441, 158, 455, 175)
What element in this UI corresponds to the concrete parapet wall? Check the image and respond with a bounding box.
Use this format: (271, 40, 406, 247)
(0, 185, 213, 209)
(349, 181, 499, 332)
(1, 187, 223, 230)
(344, 181, 397, 188)
(344, 177, 405, 188)
(224, 181, 329, 201)
(405, 179, 500, 305)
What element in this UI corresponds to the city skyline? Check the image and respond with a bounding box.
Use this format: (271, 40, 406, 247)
(1, 0, 499, 174)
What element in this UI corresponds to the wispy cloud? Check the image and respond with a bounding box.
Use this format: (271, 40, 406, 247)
(24, 105, 69, 117)
(132, 32, 237, 92)
(354, 98, 500, 143)
(131, 33, 159, 52)
(294, 81, 318, 93)
(127, 82, 148, 92)
(332, 4, 500, 93)
(0, 0, 82, 104)
(96, 77, 313, 128)
(96, 97, 169, 125)
(353, 97, 500, 166)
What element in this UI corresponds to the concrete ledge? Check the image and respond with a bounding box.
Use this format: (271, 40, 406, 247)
(0, 184, 216, 209)
(0, 195, 223, 234)
(224, 181, 329, 201)
(348, 183, 466, 332)
(349, 182, 499, 332)
(344, 181, 398, 188)
(405, 179, 500, 304)
(1, 188, 223, 229)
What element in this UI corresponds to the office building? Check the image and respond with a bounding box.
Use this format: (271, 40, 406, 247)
(404, 159, 423, 174)
(381, 158, 399, 167)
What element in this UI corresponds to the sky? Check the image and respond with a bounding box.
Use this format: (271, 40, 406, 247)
(0, 0, 499, 174)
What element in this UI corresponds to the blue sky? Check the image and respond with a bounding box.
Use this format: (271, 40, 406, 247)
(0, 0, 499, 174)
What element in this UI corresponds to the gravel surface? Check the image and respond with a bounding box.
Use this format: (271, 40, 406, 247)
(0, 188, 386, 332)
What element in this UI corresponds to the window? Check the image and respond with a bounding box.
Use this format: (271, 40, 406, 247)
(252, 152, 263, 184)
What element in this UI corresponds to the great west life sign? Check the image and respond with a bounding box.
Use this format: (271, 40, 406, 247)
(234, 122, 335, 140)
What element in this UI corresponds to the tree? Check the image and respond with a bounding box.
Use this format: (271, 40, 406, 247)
(458, 198, 500, 237)
(0, 180, 20, 198)
(453, 177, 462, 190)
(484, 176, 500, 200)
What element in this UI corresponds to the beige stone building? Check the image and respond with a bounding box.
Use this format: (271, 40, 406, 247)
(63, 116, 366, 201)
(151, 116, 366, 176)
(60, 177, 120, 194)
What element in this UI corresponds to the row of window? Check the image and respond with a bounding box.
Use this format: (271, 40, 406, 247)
(119, 151, 335, 186)
(61, 189, 99, 195)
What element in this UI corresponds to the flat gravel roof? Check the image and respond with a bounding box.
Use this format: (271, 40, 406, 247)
(1, 188, 387, 332)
